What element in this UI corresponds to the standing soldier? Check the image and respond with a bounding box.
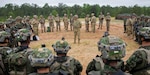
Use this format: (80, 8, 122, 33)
(55, 14, 61, 31)
(98, 12, 104, 29)
(73, 15, 82, 44)
(131, 13, 137, 39)
(31, 15, 39, 40)
(123, 18, 127, 33)
(105, 12, 111, 31)
(63, 14, 69, 31)
(85, 14, 90, 32)
(91, 13, 96, 33)
(126, 16, 132, 37)
(70, 13, 74, 31)
(39, 15, 46, 33)
(48, 13, 54, 32)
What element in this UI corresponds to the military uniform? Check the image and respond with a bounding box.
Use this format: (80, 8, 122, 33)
(105, 13, 111, 31)
(125, 47, 150, 75)
(73, 15, 82, 44)
(39, 15, 46, 33)
(55, 14, 61, 31)
(51, 39, 83, 75)
(91, 13, 96, 33)
(31, 15, 39, 35)
(98, 12, 104, 29)
(63, 14, 69, 31)
(70, 14, 74, 31)
(85, 14, 90, 32)
(126, 18, 132, 36)
(0, 22, 5, 31)
(86, 33, 128, 75)
(48, 14, 54, 32)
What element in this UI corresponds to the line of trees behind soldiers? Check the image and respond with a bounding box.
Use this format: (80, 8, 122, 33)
(0, 3, 150, 21)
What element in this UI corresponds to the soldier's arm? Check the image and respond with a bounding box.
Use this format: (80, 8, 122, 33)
(74, 59, 83, 73)
(125, 51, 142, 72)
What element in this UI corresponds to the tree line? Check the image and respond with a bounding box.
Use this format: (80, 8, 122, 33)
(0, 3, 150, 21)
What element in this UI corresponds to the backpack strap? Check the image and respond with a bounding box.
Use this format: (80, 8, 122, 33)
(93, 56, 104, 70)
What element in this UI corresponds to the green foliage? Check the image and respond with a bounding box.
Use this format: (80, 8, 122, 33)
(0, 3, 150, 21)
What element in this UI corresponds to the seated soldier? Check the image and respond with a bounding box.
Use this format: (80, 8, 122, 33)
(50, 37, 83, 75)
(86, 32, 129, 75)
(28, 44, 54, 75)
(7, 28, 32, 75)
(0, 30, 11, 75)
(124, 45, 150, 75)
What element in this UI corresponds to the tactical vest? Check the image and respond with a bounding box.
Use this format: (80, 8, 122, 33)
(50, 57, 75, 75)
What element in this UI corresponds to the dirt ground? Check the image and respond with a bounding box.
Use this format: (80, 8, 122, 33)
(30, 18, 142, 75)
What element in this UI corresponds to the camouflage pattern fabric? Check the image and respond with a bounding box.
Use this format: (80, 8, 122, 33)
(63, 14, 69, 31)
(91, 15, 96, 33)
(98, 13, 104, 29)
(126, 18, 132, 36)
(31, 16, 39, 35)
(0, 31, 11, 43)
(105, 14, 111, 31)
(125, 48, 150, 75)
(55, 15, 61, 31)
(85, 15, 90, 32)
(48, 15, 54, 32)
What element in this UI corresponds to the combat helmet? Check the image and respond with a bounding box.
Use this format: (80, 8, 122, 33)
(97, 32, 126, 60)
(28, 44, 54, 67)
(0, 31, 11, 42)
(14, 28, 31, 42)
(52, 37, 71, 54)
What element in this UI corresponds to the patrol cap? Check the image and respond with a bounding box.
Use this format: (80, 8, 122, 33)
(107, 12, 110, 15)
(15, 16, 22, 21)
(91, 13, 94, 16)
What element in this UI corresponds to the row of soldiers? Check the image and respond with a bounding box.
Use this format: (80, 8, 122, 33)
(124, 14, 150, 40)
(0, 27, 150, 75)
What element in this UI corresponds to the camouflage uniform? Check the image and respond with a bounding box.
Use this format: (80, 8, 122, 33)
(98, 12, 104, 29)
(125, 46, 150, 75)
(126, 17, 133, 36)
(91, 13, 96, 33)
(86, 33, 128, 75)
(105, 13, 111, 31)
(31, 15, 39, 35)
(55, 14, 61, 31)
(70, 14, 74, 31)
(85, 14, 90, 32)
(39, 15, 46, 33)
(7, 28, 32, 75)
(73, 15, 82, 44)
(123, 18, 127, 33)
(63, 14, 69, 31)
(51, 38, 83, 75)
(48, 14, 54, 32)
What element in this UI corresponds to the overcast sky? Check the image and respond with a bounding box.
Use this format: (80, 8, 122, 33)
(0, 0, 150, 7)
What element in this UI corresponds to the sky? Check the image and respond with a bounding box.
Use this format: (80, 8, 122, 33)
(0, 0, 150, 7)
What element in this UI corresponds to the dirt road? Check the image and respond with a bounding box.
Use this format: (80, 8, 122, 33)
(30, 18, 140, 75)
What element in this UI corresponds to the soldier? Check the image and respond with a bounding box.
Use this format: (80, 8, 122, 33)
(8, 28, 32, 75)
(70, 13, 74, 31)
(51, 37, 83, 75)
(28, 44, 54, 75)
(124, 46, 150, 75)
(15, 16, 24, 30)
(105, 12, 111, 31)
(98, 12, 104, 29)
(91, 13, 96, 33)
(39, 15, 46, 33)
(85, 14, 90, 32)
(73, 15, 82, 44)
(86, 32, 128, 75)
(131, 14, 137, 39)
(63, 14, 69, 31)
(31, 15, 39, 40)
(0, 30, 11, 75)
(48, 13, 54, 32)
(55, 14, 61, 31)
(126, 16, 132, 37)
(123, 18, 127, 33)
(0, 22, 5, 31)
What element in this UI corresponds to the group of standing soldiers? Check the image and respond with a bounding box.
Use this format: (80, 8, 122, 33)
(85, 12, 111, 33)
(124, 13, 150, 40)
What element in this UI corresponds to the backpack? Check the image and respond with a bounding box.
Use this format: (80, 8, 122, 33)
(0, 31, 10, 42)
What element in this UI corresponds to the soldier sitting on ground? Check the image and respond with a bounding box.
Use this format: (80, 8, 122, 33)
(124, 45, 150, 75)
(86, 32, 129, 75)
(50, 37, 83, 75)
